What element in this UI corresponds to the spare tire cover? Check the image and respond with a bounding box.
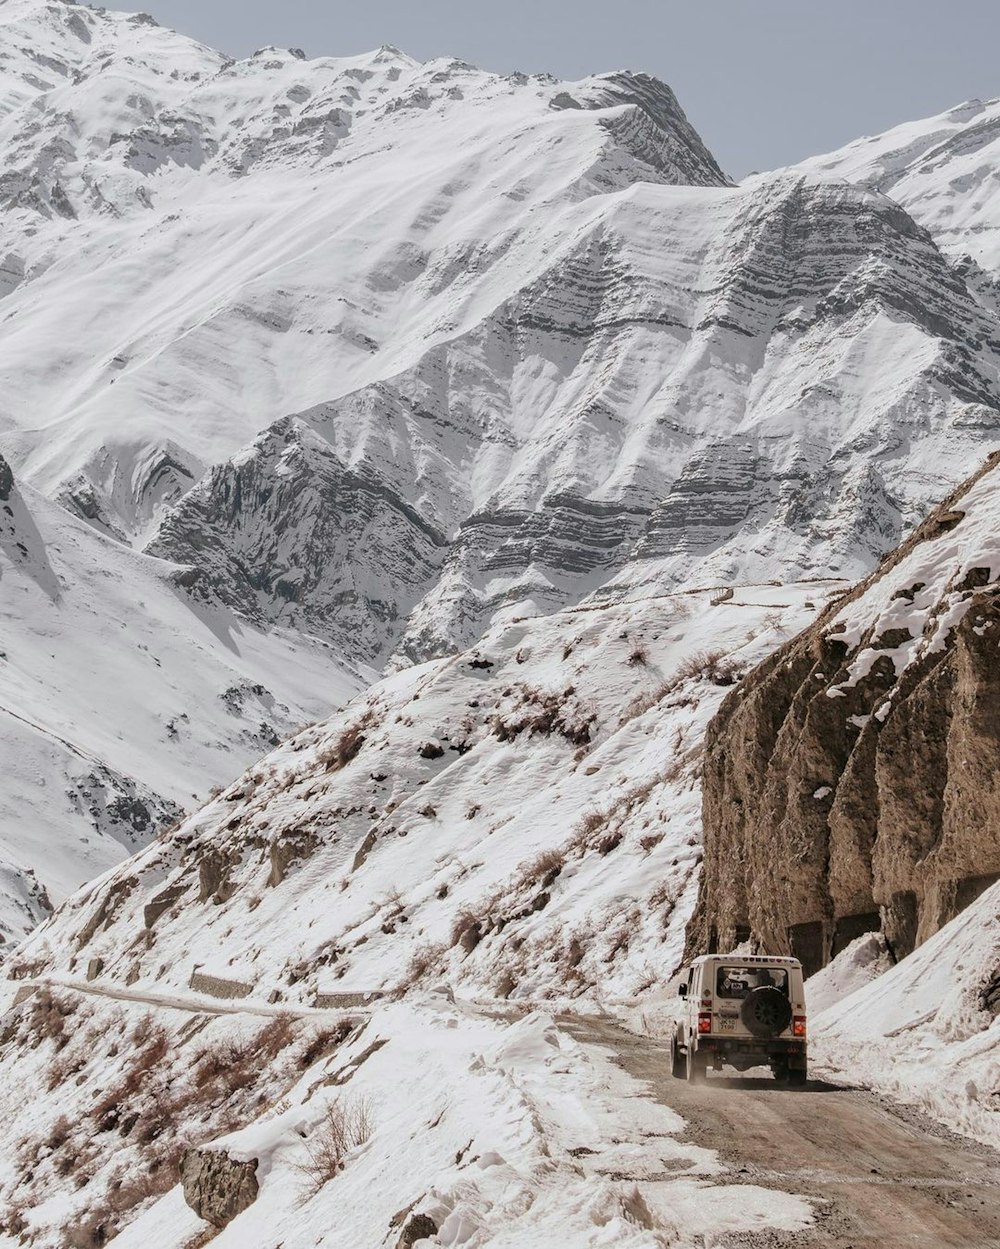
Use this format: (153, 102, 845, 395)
(740, 986, 792, 1037)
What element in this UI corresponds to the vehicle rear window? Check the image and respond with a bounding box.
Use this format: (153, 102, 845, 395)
(715, 966, 788, 998)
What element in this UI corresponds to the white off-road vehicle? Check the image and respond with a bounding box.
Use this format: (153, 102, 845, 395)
(671, 954, 808, 1084)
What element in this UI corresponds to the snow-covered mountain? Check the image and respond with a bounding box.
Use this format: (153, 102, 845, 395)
(7, 4, 1000, 1245)
(0, 448, 365, 945)
(0, 0, 731, 937)
(801, 94, 1000, 276)
(1, 0, 998, 661)
(2, 0, 1000, 945)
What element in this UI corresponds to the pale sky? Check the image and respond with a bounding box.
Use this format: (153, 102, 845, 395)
(125, 0, 1000, 176)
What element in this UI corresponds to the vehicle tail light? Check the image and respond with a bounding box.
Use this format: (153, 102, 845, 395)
(792, 1016, 807, 1038)
(698, 1012, 712, 1034)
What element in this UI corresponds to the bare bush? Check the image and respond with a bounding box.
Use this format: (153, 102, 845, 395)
(318, 715, 372, 773)
(44, 1115, 73, 1153)
(513, 848, 565, 892)
(627, 643, 648, 666)
(450, 909, 482, 953)
(403, 941, 446, 986)
(570, 809, 606, 847)
(618, 682, 671, 727)
(27, 989, 78, 1052)
(295, 1097, 374, 1195)
(670, 649, 741, 688)
(492, 684, 596, 747)
(297, 1020, 354, 1070)
(46, 1046, 87, 1092)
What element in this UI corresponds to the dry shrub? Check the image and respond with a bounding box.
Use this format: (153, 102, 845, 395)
(105, 1158, 179, 1215)
(627, 643, 648, 666)
(46, 1046, 87, 1092)
(564, 936, 585, 972)
(65, 1211, 111, 1249)
(27, 989, 78, 1051)
(513, 848, 565, 892)
(618, 682, 671, 727)
(404, 941, 446, 985)
(47, 1115, 73, 1151)
(295, 1096, 374, 1196)
(619, 653, 741, 724)
(0, 1205, 28, 1238)
(450, 909, 481, 953)
(570, 809, 606, 848)
(318, 714, 373, 773)
(298, 1020, 354, 1071)
(492, 684, 596, 747)
(671, 649, 741, 688)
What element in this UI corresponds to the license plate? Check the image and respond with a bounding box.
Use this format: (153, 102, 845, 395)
(717, 1017, 736, 1032)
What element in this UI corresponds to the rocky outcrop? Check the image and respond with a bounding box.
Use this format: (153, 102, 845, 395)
(180, 1147, 259, 1228)
(147, 417, 448, 665)
(690, 452, 1000, 974)
(394, 1212, 439, 1248)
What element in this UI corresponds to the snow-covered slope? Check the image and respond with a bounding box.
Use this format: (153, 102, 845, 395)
(13, 579, 834, 1001)
(800, 94, 1000, 278)
(0, 983, 812, 1249)
(0, 0, 724, 542)
(0, 450, 365, 947)
(141, 169, 1000, 665)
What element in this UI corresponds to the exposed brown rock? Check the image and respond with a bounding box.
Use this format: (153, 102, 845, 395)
(394, 1212, 438, 1248)
(142, 880, 186, 930)
(180, 1147, 258, 1228)
(198, 850, 239, 903)
(268, 827, 319, 887)
(690, 453, 1000, 975)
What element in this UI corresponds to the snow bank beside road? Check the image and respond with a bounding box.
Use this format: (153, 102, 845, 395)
(805, 932, 893, 1017)
(12, 993, 809, 1249)
(812, 884, 1000, 1148)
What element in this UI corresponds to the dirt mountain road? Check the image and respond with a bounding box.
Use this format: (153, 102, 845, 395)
(564, 1014, 1000, 1249)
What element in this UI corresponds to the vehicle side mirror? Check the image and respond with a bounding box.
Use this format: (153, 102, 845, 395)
(678, 983, 688, 998)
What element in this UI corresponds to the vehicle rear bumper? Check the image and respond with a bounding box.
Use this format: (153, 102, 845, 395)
(696, 1037, 807, 1063)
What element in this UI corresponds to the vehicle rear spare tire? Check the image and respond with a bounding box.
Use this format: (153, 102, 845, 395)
(740, 987, 792, 1038)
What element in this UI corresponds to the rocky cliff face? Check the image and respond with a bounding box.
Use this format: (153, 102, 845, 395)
(691, 452, 1000, 974)
(148, 418, 448, 665)
(801, 94, 1000, 278)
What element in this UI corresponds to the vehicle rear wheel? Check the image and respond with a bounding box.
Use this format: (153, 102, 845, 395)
(670, 1036, 685, 1079)
(770, 1059, 789, 1083)
(787, 1066, 807, 1087)
(686, 1046, 708, 1084)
